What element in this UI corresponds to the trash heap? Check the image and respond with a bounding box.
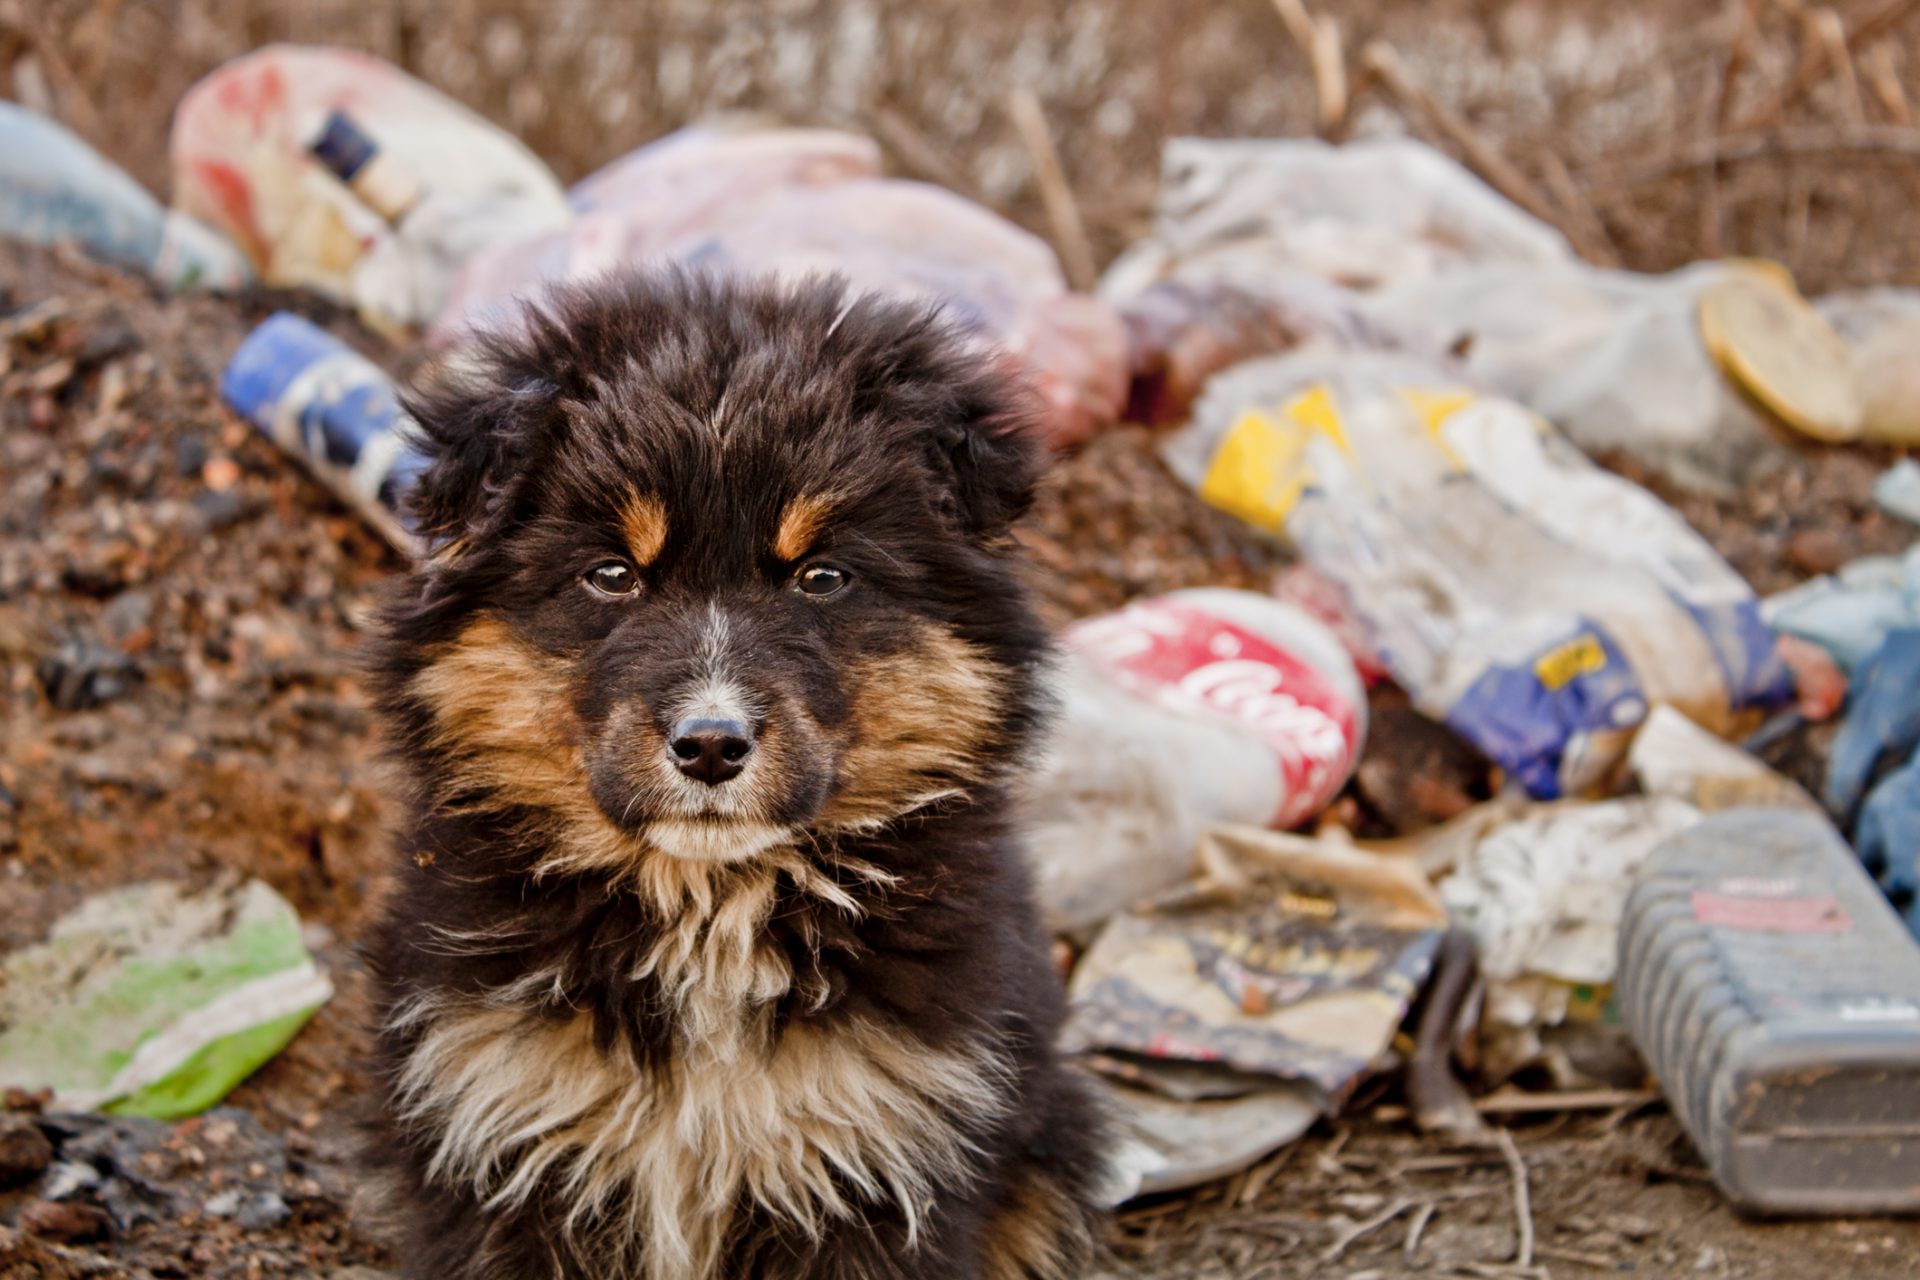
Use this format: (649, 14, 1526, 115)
(8, 39, 1920, 1237)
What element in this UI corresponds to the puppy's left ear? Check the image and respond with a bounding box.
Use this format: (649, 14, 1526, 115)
(400, 340, 562, 553)
(925, 376, 1043, 540)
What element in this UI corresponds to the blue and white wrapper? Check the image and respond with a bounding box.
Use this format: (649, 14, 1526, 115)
(222, 312, 429, 554)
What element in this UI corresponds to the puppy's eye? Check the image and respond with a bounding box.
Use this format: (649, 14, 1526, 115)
(795, 564, 850, 598)
(585, 561, 639, 597)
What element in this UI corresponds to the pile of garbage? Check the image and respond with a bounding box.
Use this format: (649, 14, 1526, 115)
(9, 38, 1920, 1252)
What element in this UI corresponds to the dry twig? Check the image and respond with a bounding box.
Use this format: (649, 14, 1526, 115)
(1862, 42, 1912, 122)
(1580, 122, 1920, 188)
(1402, 1201, 1437, 1264)
(1537, 1243, 1627, 1270)
(1716, 0, 1760, 128)
(1269, 0, 1348, 137)
(1495, 1127, 1535, 1270)
(1374, 1086, 1660, 1124)
(1360, 40, 1613, 265)
(1236, 1142, 1298, 1207)
(1733, 0, 1920, 130)
(1539, 152, 1621, 269)
(1319, 1197, 1418, 1265)
(0, 0, 104, 139)
(1813, 8, 1869, 122)
(1006, 88, 1097, 291)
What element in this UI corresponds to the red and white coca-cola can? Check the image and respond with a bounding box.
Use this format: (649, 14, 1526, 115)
(1064, 589, 1366, 830)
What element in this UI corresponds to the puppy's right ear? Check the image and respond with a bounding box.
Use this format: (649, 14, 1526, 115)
(401, 352, 559, 554)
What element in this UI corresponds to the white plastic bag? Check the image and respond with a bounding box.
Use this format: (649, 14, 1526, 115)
(1101, 136, 1574, 298)
(1167, 351, 1789, 799)
(434, 124, 1128, 448)
(171, 44, 570, 333)
(1356, 260, 1853, 495)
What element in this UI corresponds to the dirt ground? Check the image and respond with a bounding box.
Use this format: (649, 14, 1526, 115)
(4, 233, 1920, 1279)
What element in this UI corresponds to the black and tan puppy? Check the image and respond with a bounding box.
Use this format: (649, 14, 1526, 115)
(363, 272, 1109, 1280)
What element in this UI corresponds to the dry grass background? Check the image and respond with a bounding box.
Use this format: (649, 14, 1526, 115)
(5, 0, 1920, 290)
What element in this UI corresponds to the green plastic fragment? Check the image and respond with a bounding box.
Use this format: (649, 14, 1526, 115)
(0, 878, 333, 1116)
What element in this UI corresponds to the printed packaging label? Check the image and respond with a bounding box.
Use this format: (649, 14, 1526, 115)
(1067, 599, 1360, 828)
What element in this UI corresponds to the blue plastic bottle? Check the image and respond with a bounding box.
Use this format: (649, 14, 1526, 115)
(221, 312, 426, 552)
(0, 102, 249, 290)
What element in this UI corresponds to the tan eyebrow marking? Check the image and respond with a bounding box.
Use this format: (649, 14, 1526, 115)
(774, 494, 835, 562)
(620, 492, 668, 567)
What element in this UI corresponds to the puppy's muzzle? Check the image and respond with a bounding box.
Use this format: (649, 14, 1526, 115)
(668, 716, 755, 786)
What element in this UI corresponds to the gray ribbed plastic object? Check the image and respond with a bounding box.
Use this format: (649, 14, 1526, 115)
(1618, 808, 1920, 1216)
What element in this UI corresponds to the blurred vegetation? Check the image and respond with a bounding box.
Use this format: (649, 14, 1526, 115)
(7, 0, 1920, 289)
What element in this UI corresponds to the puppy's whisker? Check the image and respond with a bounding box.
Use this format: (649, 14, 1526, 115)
(849, 529, 906, 573)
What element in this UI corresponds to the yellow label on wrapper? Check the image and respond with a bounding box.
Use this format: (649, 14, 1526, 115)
(1534, 633, 1609, 690)
(1197, 386, 1346, 534)
(1398, 387, 1476, 469)
(1197, 383, 1481, 534)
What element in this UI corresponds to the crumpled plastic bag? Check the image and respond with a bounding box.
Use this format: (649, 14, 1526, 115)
(1438, 715, 1811, 1078)
(1166, 349, 1790, 798)
(434, 124, 1128, 448)
(171, 44, 571, 334)
(1103, 136, 1575, 297)
(0, 878, 332, 1119)
(1353, 260, 1829, 496)
(1443, 798, 1704, 993)
(1818, 286, 1920, 445)
(1766, 542, 1920, 673)
(1825, 629, 1920, 823)
(437, 125, 882, 343)
(1107, 274, 1385, 428)
(1824, 627, 1920, 928)
(1097, 136, 1570, 429)
(1857, 759, 1920, 936)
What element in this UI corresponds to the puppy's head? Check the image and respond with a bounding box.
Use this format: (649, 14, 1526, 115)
(376, 272, 1048, 876)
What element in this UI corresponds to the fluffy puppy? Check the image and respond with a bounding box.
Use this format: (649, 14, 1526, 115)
(362, 271, 1109, 1280)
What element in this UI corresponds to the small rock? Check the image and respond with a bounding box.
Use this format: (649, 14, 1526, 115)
(19, 1198, 111, 1244)
(35, 639, 141, 712)
(202, 1185, 290, 1232)
(173, 434, 210, 477)
(1613, 1212, 1657, 1241)
(193, 487, 246, 530)
(74, 324, 139, 371)
(236, 1190, 290, 1231)
(201, 455, 242, 493)
(98, 589, 154, 642)
(39, 1159, 101, 1201)
(69, 753, 139, 789)
(1785, 526, 1854, 576)
(0, 1113, 53, 1188)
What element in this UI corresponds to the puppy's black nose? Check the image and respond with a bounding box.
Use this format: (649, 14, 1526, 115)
(668, 717, 754, 786)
